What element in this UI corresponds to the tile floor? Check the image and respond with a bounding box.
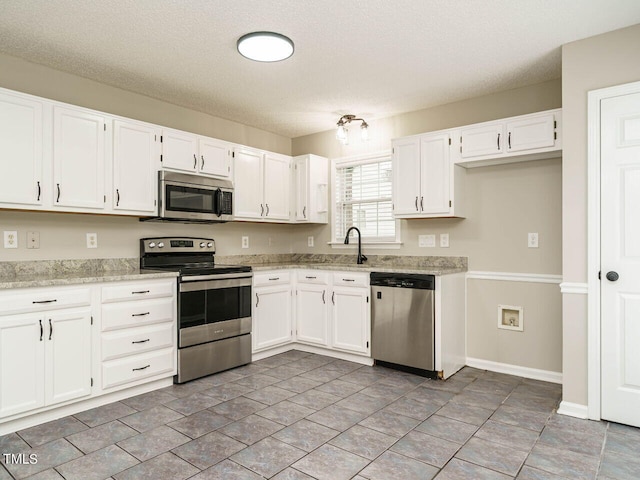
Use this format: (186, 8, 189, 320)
(1, 351, 639, 479)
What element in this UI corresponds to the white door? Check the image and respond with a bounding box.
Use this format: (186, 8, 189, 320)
(234, 148, 264, 219)
(253, 286, 292, 351)
(0, 314, 45, 417)
(296, 285, 329, 346)
(420, 133, 451, 214)
(162, 129, 197, 172)
(45, 309, 92, 406)
(113, 120, 158, 214)
(601, 91, 640, 427)
(263, 153, 290, 221)
(199, 137, 231, 177)
(331, 286, 370, 355)
(392, 137, 421, 216)
(506, 113, 555, 153)
(460, 122, 504, 158)
(53, 106, 105, 209)
(294, 157, 309, 222)
(0, 91, 43, 207)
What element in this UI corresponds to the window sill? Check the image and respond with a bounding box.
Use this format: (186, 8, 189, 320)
(328, 242, 403, 250)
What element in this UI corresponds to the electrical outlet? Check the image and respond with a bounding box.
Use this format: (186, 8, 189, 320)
(308, 236, 314, 247)
(440, 233, 450, 248)
(3, 231, 17, 249)
(242, 236, 249, 249)
(528, 232, 539, 248)
(419, 234, 436, 248)
(86, 233, 98, 249)
(27, 232, 40, 249)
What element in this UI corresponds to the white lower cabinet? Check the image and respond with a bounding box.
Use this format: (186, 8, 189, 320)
(253, 274, 293, 352)
(255, 270, 370, 358)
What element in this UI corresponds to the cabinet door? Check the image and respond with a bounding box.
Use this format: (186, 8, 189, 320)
(331, 286, 370, 355)
(296, 284, 329, 346)
(253, 286, 292, 351)
(392, 137, 422, 215)
(0, 91, 43, 207)
(162, 129, 198, 172)
(45, 309, 92, 406)
(53, 106, 105, 209)
(0, 314, 45, 417)
(420, 133, 451, 215)
(460, 123, 504, 158)
(506, 113, 555, 153)
(199, 137, 231, 177)
(263, 153, 290, 221)
(113, 120, 158, 214)
(234, 148, 264, 219)
(294, 157, 309, 222)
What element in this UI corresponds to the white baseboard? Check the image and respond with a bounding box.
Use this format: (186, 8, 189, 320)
(466, 271, 562, 284)
(465, 357, 562, 384)
(557, 401, 589, 419)
(253, 343, 374, 366)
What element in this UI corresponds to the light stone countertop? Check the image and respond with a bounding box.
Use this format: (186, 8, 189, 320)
(0, 269, 178, 290)
(248, 262, 466, 276)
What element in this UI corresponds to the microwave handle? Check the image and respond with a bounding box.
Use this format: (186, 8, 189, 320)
(216, 188, 223, 217)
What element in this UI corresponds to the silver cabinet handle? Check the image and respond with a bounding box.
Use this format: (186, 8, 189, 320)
(193, 154, 197, 169)
(265, 204, 269, 216)
(332, 292, 335, 305)
(303, 206, 306, 218)
(201, 155, 205, 169)
(322, 290, 326, 304)
(415, 196, 418, 211)
(420, 197, 424, 211)
(261, 204, 264, 216)
(256, 293, 259, 307)
(132, 339, 150, 344)
(133, 365, 150, 371)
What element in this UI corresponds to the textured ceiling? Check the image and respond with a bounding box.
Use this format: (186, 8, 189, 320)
(0, 0, 639, 138)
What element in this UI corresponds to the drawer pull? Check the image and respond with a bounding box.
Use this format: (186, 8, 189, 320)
(131, 312, 150, 317)
(132, 339, 150, 344)
(131, 290, 150, 295)
(342, 278, 356, 282)
(33, 299, 57, 304)
(133, 364, 150, 371)
(305, 276, 317, 279)
(268, 277, 280, 281)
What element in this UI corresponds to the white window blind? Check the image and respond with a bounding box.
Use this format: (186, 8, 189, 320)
(335, 157, 395, 242)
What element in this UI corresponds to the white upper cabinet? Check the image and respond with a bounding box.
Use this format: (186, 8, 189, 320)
(456, 109, 562, 167)
(113, 120, 159, 214)
(161, 128, 198, 173)
(293, 154, 328, 223)
(0, 90, 44, 208)
(234, 147, 292, 222)
(393, 131, 464, 218)
(199, 137, 232, 177)
(161, 127, 232, 178)
(52, 106, 106, 210)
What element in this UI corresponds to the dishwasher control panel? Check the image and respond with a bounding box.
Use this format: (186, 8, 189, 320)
(370, 272, 435, 290)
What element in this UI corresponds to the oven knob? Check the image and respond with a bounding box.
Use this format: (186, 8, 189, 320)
(200, 242, 206, 248)
(148, 242, 156, 248)
(207, 242, 213, 248)
(157, 242, 164, 248)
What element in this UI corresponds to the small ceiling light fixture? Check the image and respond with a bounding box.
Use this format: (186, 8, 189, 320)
(336, 114, 369, 145)
(237, 31, 294, 62)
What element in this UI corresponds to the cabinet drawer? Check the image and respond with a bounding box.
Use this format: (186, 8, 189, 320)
(332, 272, 369, 288)
(102, 297, 174, 331)
(102, 322, 174, 361)
(0, 287, 91, 316)
(253, 271, 290, 287)
(101, 279, 175, 303)
(102, 347, 174, 390)
(296, 270, 329, 285)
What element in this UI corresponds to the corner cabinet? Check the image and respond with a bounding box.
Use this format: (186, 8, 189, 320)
(234, 147, 291, 222)
(392, 131, 465, 219)
(295, 271, 330, 347)
(456, 109, 562, 168)
(293, 154, 328, 224)
(253, 272, 293, 352)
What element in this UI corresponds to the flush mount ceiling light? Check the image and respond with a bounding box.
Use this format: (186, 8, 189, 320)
(237, 31, 294, 62)
(336, 114, 369, 145)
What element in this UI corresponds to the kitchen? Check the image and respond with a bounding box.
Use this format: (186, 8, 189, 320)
(0, 2, 639, 479)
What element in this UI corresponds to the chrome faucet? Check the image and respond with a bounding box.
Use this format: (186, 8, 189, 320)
(344, 226, 367, 264)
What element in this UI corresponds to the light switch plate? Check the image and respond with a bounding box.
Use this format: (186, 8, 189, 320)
(419, 234, 436, 248)
(440, 233, 449, 248)
(3, 231, 18, 249)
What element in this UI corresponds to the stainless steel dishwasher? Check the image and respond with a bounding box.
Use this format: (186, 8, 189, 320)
(370, 272, 436, 377)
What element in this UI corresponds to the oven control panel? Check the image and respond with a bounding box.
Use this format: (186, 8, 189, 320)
(141, 237, 215, 253)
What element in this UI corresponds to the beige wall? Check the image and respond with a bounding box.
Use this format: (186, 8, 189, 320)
(293, 80, 563, 374)
(561, 23, 640, 405)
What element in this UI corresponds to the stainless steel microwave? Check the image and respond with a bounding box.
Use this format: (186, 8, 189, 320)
(154, 171, 234, 223)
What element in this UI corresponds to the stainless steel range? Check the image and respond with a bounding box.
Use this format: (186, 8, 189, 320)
(140, 237, 252, 383)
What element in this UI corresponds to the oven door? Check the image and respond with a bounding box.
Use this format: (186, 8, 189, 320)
(178, 275, 252, 348)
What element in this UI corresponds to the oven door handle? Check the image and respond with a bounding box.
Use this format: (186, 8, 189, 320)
(180, 276, 253, 292)
(180, 273, 253, 282)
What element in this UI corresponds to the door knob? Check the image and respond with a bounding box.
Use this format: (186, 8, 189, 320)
(606, 271, 619, 282)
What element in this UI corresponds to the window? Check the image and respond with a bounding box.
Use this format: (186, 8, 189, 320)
(333, 154, 398, 244)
